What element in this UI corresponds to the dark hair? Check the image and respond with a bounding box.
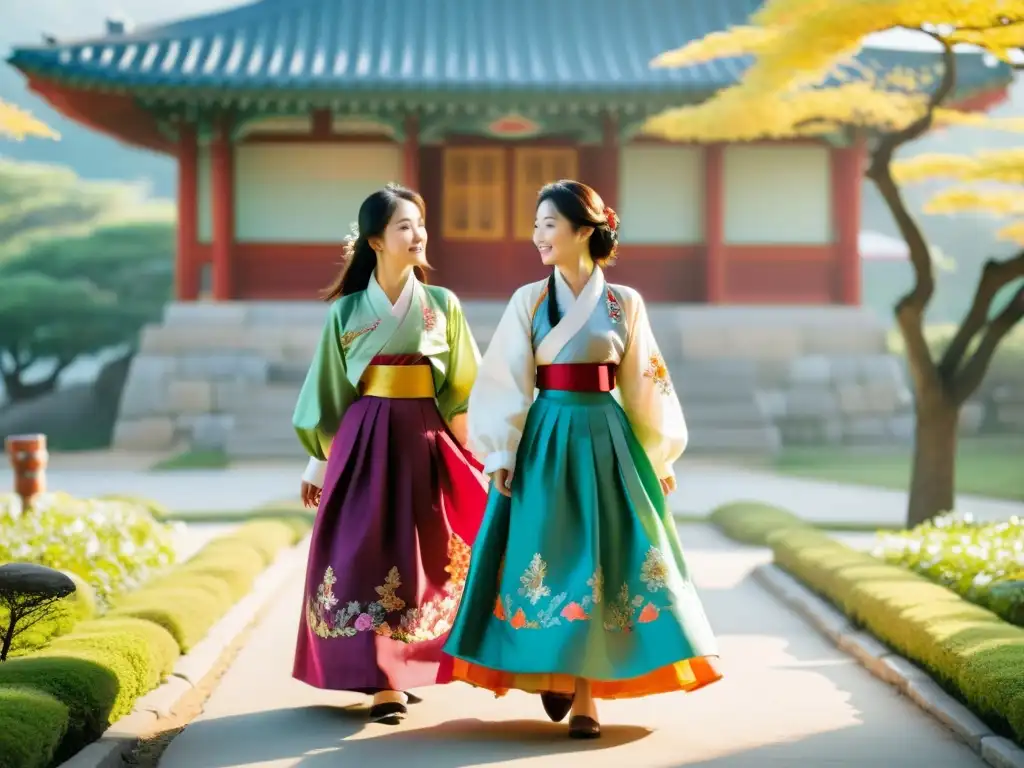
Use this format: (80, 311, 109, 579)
(536, 179, 619, 327)
(322, 184, 428, 301)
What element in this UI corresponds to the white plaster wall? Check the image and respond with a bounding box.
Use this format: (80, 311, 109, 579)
(618, 145, 704, 244)
(723, 144, 832, 245)
(232, 143, 403, 243)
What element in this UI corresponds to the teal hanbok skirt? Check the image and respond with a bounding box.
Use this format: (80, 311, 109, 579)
(444, 378, 722, 700)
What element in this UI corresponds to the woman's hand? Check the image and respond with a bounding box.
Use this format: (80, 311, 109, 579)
(301, 481, 322, 509)
(490, 468, 513, 498)
(660, 476, 676, 496)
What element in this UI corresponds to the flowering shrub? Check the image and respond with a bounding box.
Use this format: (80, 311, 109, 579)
(0, 492, 180, 607)
(872, 513, 1024, 627)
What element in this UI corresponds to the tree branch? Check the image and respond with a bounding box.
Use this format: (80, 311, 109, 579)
(939, 250, 1024, 379)
(953, 284, 1024, 403)
(865, 36, 957, 396)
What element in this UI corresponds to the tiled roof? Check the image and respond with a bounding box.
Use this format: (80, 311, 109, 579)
(7, 0, 1011, 98)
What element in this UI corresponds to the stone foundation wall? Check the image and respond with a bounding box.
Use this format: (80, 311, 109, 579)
(114, 302, 995, 457)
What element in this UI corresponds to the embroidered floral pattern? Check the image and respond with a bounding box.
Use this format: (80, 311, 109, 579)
(605, 288, 622, 324)
(643, 352, 673, 395)
(307, 534, 470, 643)
(339, 319, 381, 351)
(495, 551, 670, 633)
(422, 305, 438, 332)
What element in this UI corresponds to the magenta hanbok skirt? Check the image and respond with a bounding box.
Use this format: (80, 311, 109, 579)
(293, 357, 488, 693)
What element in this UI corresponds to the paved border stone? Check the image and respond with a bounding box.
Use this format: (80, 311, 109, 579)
(752, 562, 1024, 768)
(54, 534, 311, 768)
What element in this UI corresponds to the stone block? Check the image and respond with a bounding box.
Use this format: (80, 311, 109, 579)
(785, 388, 838, 418)
(836, 383, 868, 414)
(826, 355, 863, 384)
(756, 390, 788, 420)
(858, 354, 905, 384)
(214, 381, 254, 411)
(888, 414, 916, 443)
(843, 417, 891, 445)
(724, 326, 802, 361)
(163, 301, 250, 327)
(189, 414, 235, 452)
(128, 355, 179, 381)
(178, 354, 270, 382)
(789, 355, 832, 386)
(861, 380, 906, 414)
(981, 736, 1024, 768)
(777, 415, 843, 446)
(803, 324, 886, 355)
(904, 677, 993, 750)
(679, 331, 732, 359)
(112, 418, 176, 451)
(118, 376, 172, 420)
(167, 380, 214, 414)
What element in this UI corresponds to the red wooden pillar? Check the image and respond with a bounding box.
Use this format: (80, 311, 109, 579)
(831, 141, 864, 305)
(704, 143, 725, 303)
(404, 115, 420, 190)
(210, 120, 235, 301)
(175, 123, 199, 301)
(601, 114, 619, 209)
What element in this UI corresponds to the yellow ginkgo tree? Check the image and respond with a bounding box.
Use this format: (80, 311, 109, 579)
(0, 98, 59, 142)
(646, 0, 1024, 526)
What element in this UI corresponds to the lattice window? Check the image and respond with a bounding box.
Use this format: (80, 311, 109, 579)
(513, 148, 579, 240)
(442, 148, 507, 240)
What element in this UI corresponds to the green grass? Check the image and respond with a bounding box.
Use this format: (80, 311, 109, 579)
(776, 435, 1024, 502)
(150, 450, 231, 471)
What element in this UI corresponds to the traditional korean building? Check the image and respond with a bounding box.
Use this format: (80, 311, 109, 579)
(8, 0, 1011, 306)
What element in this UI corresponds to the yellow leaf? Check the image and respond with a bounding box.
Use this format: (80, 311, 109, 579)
(933, 109, 1024, 132)
(923, 188, 1024, 216)
(650, 26, 777, 69)
(996, 219, 1024, 245)
(0, 99, 59, 141)
(892, 154, 979, 184)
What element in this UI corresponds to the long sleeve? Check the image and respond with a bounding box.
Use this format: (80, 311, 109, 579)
(436, 292, 481, 424)
(617, 291, 688, 482)
(292, 305, 357, 462)
(467, 287, 536, 476)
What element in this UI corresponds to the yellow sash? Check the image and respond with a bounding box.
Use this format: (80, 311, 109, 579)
(360, 364, 436, 399)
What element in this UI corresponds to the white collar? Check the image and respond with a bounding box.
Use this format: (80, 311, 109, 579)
(553, 266, 602, 309)
(371, 269, 416, 319)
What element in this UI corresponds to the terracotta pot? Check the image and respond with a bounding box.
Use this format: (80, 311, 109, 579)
(5, 433, 48, 510)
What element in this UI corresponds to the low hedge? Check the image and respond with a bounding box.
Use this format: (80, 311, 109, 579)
(0, 687, 68, 768)
(709, 502, 1024, 745)
(0, 516, 311, 768)
(108, 519, 300, 652)
(708, 501, 809, 544)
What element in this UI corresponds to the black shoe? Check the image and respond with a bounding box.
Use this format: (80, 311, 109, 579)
(540, 692, 574, 723)
(404, 692, 423, 704)
(369, 701, 408, 724)
(568, 715, 601, 739)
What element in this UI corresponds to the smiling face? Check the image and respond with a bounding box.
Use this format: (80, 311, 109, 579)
(371, 197, 428, 269)
(533, 198, 591, 267)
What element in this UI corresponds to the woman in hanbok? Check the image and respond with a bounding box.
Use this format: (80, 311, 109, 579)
(444, 180, 722, 738)
(293, 184, 488, 724)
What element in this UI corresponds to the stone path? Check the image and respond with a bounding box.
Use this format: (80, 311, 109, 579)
(3, 457, 1019, 525)
(156, 525, 983, 767)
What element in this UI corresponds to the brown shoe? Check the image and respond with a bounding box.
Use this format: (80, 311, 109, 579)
(568, 714, 601, 739)
(540, 692, 574, 722)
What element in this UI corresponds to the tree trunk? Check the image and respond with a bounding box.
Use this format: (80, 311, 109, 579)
(1, 614, 16, 662)
(907, 393, 959, 528)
